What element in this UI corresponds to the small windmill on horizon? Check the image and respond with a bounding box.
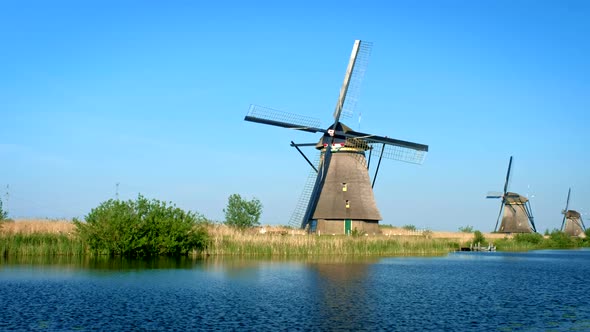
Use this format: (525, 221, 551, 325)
(486, 156, 537, 233)
(244, 40, 428, 234)
(561, 188, 586, 238)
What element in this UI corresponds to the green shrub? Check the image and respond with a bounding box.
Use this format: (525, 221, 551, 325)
(513, 233, 544, 245)
(74, 194, 209, 257)
(223, 194, 262, 230)
(545, 230, 581, 249)
(473, 230, 487, 246)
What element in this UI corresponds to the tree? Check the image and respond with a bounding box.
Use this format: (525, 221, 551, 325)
(223, 194, 262, 229)
(458, 225, 474, 233)
(402, 224, 417, 231)
(0, 199, 7, 221)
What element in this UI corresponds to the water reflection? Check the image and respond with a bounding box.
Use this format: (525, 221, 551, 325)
(0, 255, 205, 271)
(307, 257, 380, 331)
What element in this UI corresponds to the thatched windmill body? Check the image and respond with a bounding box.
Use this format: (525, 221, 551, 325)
(561, 188, 586, 238)
(244, 40, 428, 234)
(487, 156, 537, 233)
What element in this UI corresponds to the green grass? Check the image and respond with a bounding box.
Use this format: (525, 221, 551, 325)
(2, 223, 588, 258)
(492, 232, 589, 251)
(0, 233, 85, 256)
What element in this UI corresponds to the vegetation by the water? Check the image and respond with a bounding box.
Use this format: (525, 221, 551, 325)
(0, 198, 8, 221)
(0, 233, 85, 256)
(402, 224, 417, 231)
(491, 230, 590, 251)
(3, 218, 590, 257)
(206, 225, 459, 256)
(223, 194, 262, 230)
(74, 195, 209, 257)
(458, 225, 474, 233)
(473, 230, 487, 246)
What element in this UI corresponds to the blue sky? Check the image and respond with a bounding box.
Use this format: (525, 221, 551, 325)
(1, 0, 588, 232)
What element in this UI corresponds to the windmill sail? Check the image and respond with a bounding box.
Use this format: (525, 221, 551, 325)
(337, 41, 372, 120)
(245, 105, 323, 133)
(288, 153, 321, 229)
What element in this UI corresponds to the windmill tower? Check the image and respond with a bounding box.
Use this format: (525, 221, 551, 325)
(486, 156, 537, 233)
(244, 40, 428, 234)
(561, 188, 586, 238)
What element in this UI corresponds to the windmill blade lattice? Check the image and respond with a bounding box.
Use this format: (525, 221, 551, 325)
(341, 137, 427, 166)
(339, 41, 373, 120)
(369, 143, 427, 164)
(288, 153, 321, 229)
(246, 105, 323, 132)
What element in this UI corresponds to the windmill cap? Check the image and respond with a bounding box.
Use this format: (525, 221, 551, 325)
(504, 192, 529, 203)
(316, 122, 367, 149)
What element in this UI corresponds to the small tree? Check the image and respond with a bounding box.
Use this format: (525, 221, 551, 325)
(0, 199, 7, 221)
(402, 224, 417, 231)
(223, 194, 262, 230)
(473, 230, 487, 246)
(458, 225, 474, 233)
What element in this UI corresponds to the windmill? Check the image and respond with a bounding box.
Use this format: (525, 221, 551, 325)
(561, 188, 586, 238)
(486, 156, 537, 233)
(244, 40, 428, 234)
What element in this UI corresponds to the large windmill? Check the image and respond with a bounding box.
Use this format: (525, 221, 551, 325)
(561, 188, 586, 238)
(244, 40, 428, 234)
(486, 156, 537, 233)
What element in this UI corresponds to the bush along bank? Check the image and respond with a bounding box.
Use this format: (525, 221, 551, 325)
(74, 195, 209, 257)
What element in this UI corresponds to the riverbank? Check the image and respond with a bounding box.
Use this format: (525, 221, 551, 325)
(1, 219, 588, 256)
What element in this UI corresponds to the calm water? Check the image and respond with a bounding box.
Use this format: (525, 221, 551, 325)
(1, 250, 590, 331)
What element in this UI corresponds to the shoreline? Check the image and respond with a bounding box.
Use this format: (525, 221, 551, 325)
(2, 219, 587, 257)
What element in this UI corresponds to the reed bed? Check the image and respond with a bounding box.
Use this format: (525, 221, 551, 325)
(0, 219, 81, 256)
(0, 233, 85, 256)
(206, 225, 459, 256)
(493, 240, 540, 252)
(9, 220, 561, 257)
(0, 219, 75, 235)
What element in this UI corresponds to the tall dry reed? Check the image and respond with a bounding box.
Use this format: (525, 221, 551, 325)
(205, 225, 459, 256)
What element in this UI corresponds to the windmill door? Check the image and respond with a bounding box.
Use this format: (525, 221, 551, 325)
(345, 219, 352, 235)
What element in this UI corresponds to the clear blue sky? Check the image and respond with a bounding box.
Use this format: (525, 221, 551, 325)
(1, 0, 588, 232)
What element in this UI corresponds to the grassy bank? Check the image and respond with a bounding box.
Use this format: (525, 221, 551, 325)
(0, 233, 85, 256)
(493, 232, 590, 251)
(2, 219, 589, 257)
(206, 225, 459, 256)
(0, 220, 82, 256)
(1, 220, 460, 256)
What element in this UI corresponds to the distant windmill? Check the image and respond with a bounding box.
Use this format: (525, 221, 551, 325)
(561, 188, 586, 238)
(486, 156, 537, 233)
(244, 40, 428, 234)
